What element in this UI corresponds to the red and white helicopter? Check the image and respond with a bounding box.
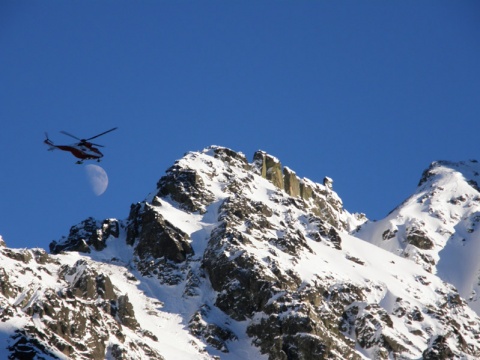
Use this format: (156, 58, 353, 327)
(44, 127, 118, 164)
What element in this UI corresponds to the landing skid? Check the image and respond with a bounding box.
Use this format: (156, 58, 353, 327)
(75, 159, 101, 164)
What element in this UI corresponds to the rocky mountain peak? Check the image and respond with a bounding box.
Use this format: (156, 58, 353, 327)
(418, 159, 480, 188)
(150, 146, 360, 233)
(1, 147, 480, 359)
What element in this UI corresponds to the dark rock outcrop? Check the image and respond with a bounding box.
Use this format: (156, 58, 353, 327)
(253, 151, 284, 190)
(50, 217, 120, 254)
(283, 166, 301, 198)
(133, 205, 193, 263)
(156, 162, 215, 214)
(406, 226, 434, 250)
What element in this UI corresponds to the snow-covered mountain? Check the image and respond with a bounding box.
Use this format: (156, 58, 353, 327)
(1, 146, 480, 359)
(356, 160, 480, 314)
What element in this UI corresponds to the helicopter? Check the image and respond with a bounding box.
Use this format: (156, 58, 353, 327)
(44, 127, 118, 164)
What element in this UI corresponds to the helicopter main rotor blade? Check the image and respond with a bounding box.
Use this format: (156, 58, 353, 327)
(60, 131, 81, 141)
(86, 127, 118, 141)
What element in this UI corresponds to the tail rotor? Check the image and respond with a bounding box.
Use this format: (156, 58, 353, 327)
(44, 132, 55, 150)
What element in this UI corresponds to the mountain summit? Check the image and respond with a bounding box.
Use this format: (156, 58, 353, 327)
(356, 159, 480, 313)
(1, 146, 480, 359)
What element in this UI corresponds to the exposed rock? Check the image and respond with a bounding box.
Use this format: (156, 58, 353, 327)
(7, 330, 53, 360)
(418, 164, 437, 187)
(189, 306, 237, 353)
(156, 163, 215, 214)
(323, 176, 333, 189)
(382, 229, 397, 240)
(422, 335, 454, 360)
(31, 248, 55, 265)
(300, 179, 347, 230)
(468, 179, 480, 192)
(125, 202, 143, 246)
(2, 248, 33, 263)
(253, 151, 284, 190)
(203, 223, 278, 321)
(0, 267, 14, 298)
(133, 204, 193, 264)
(116, 294, 139, 330)
(406, 227, 434, 250)
(327, 227, 342, 250)
(50, 217, 120, 254)
(283, 166, 301, 198)
(212, 145, 250, 170)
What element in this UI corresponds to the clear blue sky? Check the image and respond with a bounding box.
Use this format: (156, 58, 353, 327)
(1, 1, 479, 250)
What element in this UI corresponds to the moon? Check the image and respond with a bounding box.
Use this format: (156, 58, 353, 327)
(84, 164, 108, 196)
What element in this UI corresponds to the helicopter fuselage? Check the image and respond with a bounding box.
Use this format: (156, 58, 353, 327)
(44, 139, 103, 160)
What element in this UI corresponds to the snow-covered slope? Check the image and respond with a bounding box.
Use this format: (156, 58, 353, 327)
(356, 160, 480, 313)
(1, 148, 480, 359)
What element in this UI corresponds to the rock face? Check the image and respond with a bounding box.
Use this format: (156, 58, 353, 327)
(2, 148, 480, 359)
(253, 151, 285, 190)
(252, 150, 352, 231)
(131, 204, 194, 263)
(50, 217, 120, 253)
